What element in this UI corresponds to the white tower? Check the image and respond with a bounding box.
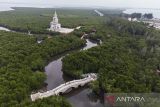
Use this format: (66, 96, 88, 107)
(49, 11, 61, 32)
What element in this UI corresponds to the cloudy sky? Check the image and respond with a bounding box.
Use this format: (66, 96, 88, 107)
(0, 0, 159, 8)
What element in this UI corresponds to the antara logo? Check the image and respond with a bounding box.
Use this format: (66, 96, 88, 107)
(116, 96, 146, 102)
(105, 95, 146, 106)
(105, 95, 115, 106)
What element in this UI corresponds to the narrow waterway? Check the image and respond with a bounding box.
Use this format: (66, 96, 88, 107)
(45, 39, 98, 90)
(0, 26, 103, 107)
(45, 39, 103, 107)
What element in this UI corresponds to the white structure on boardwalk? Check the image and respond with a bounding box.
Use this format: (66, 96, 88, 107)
(31, 73, 97, 101)
(49, 11, 61, 32)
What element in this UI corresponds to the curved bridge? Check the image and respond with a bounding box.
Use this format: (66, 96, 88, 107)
(31, 73, 97, 101)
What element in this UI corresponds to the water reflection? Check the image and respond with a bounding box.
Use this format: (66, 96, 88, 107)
(64, 87, 103, 107)
(45, 39, 103, 107)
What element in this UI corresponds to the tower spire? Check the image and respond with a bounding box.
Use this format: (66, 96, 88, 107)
(54, 11, 57, 17)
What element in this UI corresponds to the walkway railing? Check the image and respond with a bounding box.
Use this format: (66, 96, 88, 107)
(31, 73, 97, 101)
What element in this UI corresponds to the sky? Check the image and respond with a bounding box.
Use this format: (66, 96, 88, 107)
(0, 0, 159, 9)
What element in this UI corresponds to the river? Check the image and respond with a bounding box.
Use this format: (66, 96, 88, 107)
(45, 39, 103, 107)
(0, 26, 103, 107)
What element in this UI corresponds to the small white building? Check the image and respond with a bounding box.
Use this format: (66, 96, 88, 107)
(49, 11, 61, 32)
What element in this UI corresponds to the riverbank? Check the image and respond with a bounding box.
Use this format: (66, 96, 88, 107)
(0, 25, 102, 106)
(0, 29, 86, 107)
(44, 38, 103, 107)
(0, 7, 107, 107)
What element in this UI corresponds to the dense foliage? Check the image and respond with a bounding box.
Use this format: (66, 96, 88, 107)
(63, 17, 160, 93)
(0, 31, 84, 106)
(2, 7, 158, 106)
(0, 8, 109, 106)
(0, 7, 103, 34)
